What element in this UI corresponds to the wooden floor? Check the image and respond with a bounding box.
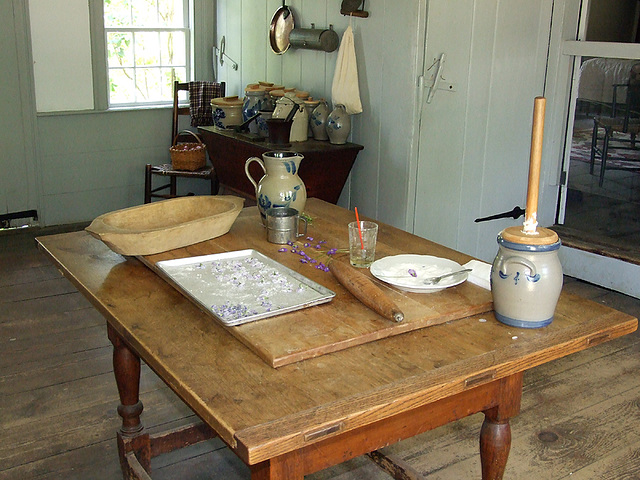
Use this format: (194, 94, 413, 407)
(1, 226, 639, 480)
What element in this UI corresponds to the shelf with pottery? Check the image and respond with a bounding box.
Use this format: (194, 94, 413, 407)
(197, 125, 363, 205)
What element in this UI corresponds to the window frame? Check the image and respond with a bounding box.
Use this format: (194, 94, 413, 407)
(89, 0, 195, 111)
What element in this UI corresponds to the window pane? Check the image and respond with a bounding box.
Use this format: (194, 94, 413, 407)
(104, 0, 132, 27)
(136, 67, 164, 102)
(135, 32, 161, 66)
(160, 31, 185, 66)
(107, 32, 134, 68)
(132, 0, 158, 28)
(586, 0, 640, 43)
(109, 68, 136, 103)
(104, 0, 189, 105)
(158, 0, 184, 27)
(162, 67, 186, 98)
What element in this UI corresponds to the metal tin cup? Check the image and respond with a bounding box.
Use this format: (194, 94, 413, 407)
(265, 207, 307, 244)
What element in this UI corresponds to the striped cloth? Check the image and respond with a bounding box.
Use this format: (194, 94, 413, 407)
(189, 82, 224, 126)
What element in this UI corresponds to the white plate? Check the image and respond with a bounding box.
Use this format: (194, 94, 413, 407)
(370, 254, 468, 293)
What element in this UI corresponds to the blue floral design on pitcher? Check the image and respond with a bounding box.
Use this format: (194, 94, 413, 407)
(284, 161, 297, 175)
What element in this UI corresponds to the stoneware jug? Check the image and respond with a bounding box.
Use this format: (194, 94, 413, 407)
(490, 234, 563, 328)
(242, 85, 268, 134)
(304, 98, 320, 138)
(326, 104, 351, 144)
(310, 100, 330, 141)
(245, 151, 307, 224)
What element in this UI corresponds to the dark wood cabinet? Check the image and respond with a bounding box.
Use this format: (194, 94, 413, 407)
(198, 126, 363, 204)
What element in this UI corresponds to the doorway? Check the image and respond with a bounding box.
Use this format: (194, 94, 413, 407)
(0, 1, 39, 229)
(557, 0, 640, 264)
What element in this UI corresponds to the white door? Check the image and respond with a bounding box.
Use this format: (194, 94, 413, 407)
(413, 0, 554, 262)
(0, 1, 38, 225)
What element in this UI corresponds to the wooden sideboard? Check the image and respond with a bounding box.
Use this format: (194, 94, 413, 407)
(198, 126, 364, 204)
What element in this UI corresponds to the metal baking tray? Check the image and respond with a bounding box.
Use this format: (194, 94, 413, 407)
(156, 249, 335, 327)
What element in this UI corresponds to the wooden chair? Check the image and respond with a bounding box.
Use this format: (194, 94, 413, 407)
(144, 81, 225, 203)
(590, 65, 640, 187)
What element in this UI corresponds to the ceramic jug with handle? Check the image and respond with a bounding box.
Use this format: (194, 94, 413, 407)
(245, 151, 307, 224)
(326, 104, 351, 144)
(490, 233, 563, 328)
(310, 99, 330, 141)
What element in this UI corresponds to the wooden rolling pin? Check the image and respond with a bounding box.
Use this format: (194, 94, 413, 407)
(329, 260, 404, 323)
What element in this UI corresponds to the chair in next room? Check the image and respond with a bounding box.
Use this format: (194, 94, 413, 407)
(590, 64, 640, 187)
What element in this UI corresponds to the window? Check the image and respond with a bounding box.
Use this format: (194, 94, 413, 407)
(104, 0, 191, 106)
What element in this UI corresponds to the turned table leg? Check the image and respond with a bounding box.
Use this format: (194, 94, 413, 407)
(479, 373, 523, 480)
(108, 324, 151, 479)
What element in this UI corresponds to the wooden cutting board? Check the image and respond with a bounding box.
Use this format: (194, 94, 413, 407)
(141, 200, 493, 368)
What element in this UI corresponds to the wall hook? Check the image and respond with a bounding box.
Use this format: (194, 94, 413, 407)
(214, 36, 238, 71)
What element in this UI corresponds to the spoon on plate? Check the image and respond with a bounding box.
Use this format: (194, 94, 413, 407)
(422, 268, 473, 285)
(380, 268, 472, 285)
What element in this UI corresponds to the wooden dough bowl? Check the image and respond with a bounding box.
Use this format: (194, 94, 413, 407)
(86, 195, 244, 256)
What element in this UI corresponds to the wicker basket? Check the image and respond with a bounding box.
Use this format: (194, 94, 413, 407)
(169, 130, 207, 171)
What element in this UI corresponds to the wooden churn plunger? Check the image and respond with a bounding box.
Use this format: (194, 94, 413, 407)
(490, 97, 563, 329)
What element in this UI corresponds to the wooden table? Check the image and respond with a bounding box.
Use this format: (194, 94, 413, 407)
(197, 126, 363, 203)
(36, 199, 637, 480)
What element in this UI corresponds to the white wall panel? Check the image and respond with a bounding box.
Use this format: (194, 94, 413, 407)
(215, 1, 421, 227)
(29, 0, 94, 112)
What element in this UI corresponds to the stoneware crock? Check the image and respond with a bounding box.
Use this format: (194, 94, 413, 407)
(491, 234, 563, 328)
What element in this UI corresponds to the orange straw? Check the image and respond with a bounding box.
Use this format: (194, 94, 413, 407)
(354, 207, 365, 249)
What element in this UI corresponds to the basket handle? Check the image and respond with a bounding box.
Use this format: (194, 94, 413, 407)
(173, 130, 204, 146)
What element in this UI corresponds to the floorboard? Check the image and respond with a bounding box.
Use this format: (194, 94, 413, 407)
(1, 227, 639, 479)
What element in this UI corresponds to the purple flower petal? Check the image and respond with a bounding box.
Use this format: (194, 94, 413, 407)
(408, 268, 417, 277)
(278, 247, 288, 252)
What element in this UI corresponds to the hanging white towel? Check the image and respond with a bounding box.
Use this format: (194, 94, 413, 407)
(331, 25, 363, 115)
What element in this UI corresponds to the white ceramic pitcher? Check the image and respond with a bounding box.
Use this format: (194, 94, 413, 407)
(245, 151, 307, 224)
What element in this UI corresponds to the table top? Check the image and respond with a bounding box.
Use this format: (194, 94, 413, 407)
(36, 199, 637, 466)
(138, 203, 494, 368)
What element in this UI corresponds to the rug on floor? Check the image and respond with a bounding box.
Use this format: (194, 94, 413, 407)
(572, 128, 640, 169)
